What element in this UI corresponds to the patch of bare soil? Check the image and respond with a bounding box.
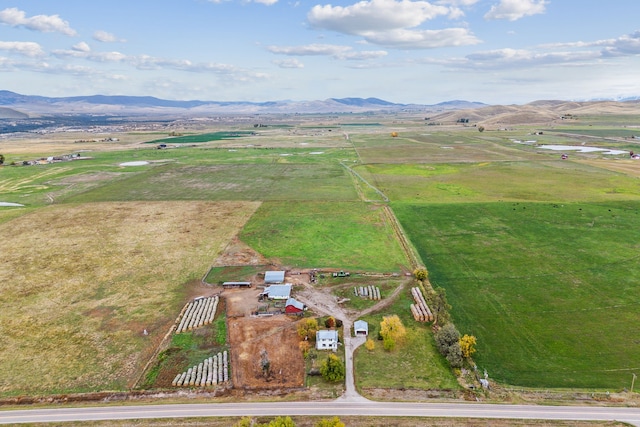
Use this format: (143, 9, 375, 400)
(213, 236, 269, 267)
(228, 315, 305, 390)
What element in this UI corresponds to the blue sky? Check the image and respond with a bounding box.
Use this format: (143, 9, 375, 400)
(1, 0, 640, 104)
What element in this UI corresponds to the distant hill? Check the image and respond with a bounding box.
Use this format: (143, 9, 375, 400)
(0, 91, 487, 116)
(0, 106, 28, 119)
(429, 99, 640, 127)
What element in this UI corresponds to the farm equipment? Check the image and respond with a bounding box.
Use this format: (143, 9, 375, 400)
(332, 270, 350, 278)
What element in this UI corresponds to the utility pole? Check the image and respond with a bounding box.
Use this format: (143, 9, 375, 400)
(631, 373, 637, 394)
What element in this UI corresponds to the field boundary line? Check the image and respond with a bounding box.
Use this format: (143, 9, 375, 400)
(339, 161, 388, 202)
(382, 205, 422, 270)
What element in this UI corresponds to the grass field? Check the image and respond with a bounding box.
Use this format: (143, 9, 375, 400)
(0, 201, 258, 396)
(240, 201, 409, 271)
(360, 161, 640, 204)
(3, 115, 640, 397)
(393, 201, 640, 389)
(355, 286, 459, 391)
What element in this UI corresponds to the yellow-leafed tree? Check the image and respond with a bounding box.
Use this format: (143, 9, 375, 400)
(459, 334, 477, 358)
(380, 315, 406, 351)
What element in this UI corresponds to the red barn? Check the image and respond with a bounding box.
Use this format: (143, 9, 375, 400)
(285, 298, 304, 314)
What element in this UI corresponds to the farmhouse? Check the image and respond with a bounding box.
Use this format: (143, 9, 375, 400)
(264, 270, 285, 284)
(284, 298, 305, 314)
(260, 284, 292, 300)
(354, 320, 368, 336)
(316, 329, 339, 351)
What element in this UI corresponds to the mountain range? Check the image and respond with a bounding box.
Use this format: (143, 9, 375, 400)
(0, 91, 486, 117)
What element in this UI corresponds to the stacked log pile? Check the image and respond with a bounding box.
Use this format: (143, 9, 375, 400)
(410, 287, 433, 322)
(353, 285, 381, 300)
(171, 351, 229, 387)
(174, 296, 219, 334)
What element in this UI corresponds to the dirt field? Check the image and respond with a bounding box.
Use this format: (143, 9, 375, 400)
(228, 315, 305, 390)
(223, 286, 305, 390)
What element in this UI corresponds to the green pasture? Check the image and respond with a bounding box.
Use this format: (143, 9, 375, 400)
(545, 127, 640, 139)
(240, 201, 409, 271)
(330, 277, 403, 311)
(1, 146, 359, 207)
(393, 201, 640, 389)
(355, 286, 459, 391)
(351, 130, 543, 164)
(64, 161, 358, 203)
(360, 161, 640, 204)
(204, 265, 266, 285)
(149, 131, 257, 144)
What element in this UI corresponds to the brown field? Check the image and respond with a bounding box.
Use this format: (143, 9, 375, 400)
(0, 200, 260, 396)
(225, 287, 305, 390)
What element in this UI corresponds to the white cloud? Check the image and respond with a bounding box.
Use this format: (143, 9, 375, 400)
(0, 41, 45, 57)
(93, 30, 125, 43)
(0, 7, 76, 36)
(72, 42, 91, 53)
(307, 0, 480, 49)
(267, 43, 388, 60)
(268, 43, 352, 56)
(362, 27, 479, 49)
(484, 0, 548, 21)
(308, 0, 450, 33)
(273, 58, 304, 68)
(603, 31, 640, 56)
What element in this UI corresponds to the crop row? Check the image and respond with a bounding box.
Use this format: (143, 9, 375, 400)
(171, 351, 229, 387)
(175, 296, 219, 334)
(410, 287, 433, 322)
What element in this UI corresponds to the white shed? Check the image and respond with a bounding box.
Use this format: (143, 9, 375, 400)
(354, 320, 368, 336)
(264, 271, 285, 284)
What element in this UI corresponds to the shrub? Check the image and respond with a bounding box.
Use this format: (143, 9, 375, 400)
(365, 338, 375, 351)
(320, 353, 345, 382)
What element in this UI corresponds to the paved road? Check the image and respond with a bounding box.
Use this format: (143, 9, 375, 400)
(1, 400, 640, 425)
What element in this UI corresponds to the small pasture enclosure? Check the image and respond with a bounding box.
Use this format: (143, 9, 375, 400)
(171, 351, 229, 387)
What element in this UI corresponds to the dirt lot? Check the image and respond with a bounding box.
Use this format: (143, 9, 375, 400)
(228, 314, 304, 390)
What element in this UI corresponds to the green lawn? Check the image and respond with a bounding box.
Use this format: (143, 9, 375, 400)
(355, 287, 459, 391)
(393, 201, 640, 389)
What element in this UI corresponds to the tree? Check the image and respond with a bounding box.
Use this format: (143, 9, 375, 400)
(478, 125, 485, 132)
(260, 349, 271, 378)
(445, 341, 463, 368)
(299, 340, 311, 358)
(459, 334, 477, 358)
(297, 318, 318, 340)
(320, 353, 345, 382)
(430, 287, 451, 325)
(435, 323, 464, 368)
(413, 267, 428, 281)
(380, 315, 406, 351)
(233, 417, 255, 427)
(268, 416, 296, 427)
(435, 322, 460, 354)
(324, 316, 336, 328)
(0, 154, 4, 165)
(316, 417, 345, 427)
